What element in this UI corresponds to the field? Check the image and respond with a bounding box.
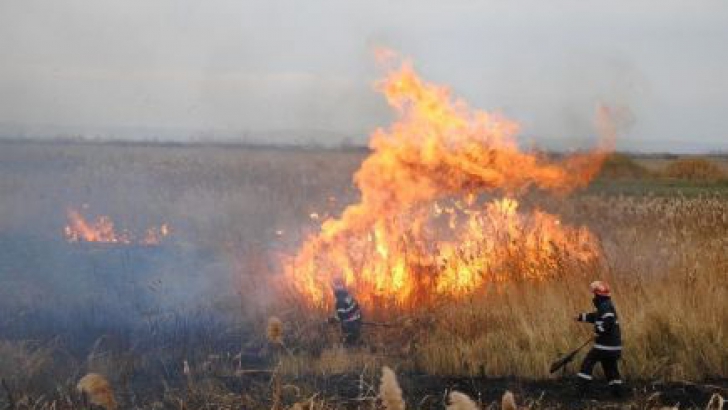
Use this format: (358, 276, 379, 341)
(0, 140, 727, 409)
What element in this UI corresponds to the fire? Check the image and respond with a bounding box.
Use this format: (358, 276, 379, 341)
(64, 208, 170, 246)
(282, 53, 613, 311)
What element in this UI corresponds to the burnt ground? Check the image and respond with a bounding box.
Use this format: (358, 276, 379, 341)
(2, 372, 727, 409)
(201, 372, 728, 409)
(299, 374, 727, 409)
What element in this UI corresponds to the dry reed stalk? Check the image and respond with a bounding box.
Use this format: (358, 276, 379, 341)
(77, 373, 117, 410)
(447, 391, 479, 410)
(183, 360, 194, 391)
(501, 391, 517, 410)
(266, 317, 286, 410)
(270, 367, 282, 410)
(379, 366, 405, 410)
(267, 316, 284, 345)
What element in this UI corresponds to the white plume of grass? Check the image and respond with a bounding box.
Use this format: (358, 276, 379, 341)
(267, 316, 283, 345)
(379, 366, 405, 410)
(77, 373, 117, 410)
(447, 391, 479, 410)
(501, 391, 517, 410)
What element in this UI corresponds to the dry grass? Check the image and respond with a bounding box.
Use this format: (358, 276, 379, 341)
(598, 153, 652, 179)
(0, 341, 55, 382)
(272, 193, 727, 382)
(408, 194, 728, 379)
(663, 158, 726, 181)
(0, 340, 78, 395)
(271, 193, 728, 381)
(279, 347, 390, 376)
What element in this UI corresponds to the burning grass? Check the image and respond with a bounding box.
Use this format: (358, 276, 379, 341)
(281, 55, 613, 315)
(64, 206, 170, 245)
(273, 193, 728, 383)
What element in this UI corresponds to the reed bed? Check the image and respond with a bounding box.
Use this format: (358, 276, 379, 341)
(401, 193, 728, 379)
(1, 142, 727, 408)
(276, 193, 728, 381)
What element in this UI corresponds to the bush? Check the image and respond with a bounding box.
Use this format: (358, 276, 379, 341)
(663, 158, 726, 182)
(598, 153, 651, 179)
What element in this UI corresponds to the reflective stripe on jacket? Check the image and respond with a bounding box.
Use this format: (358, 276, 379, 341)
(336, 293, 362, 324)
(579, 298, 622, 350)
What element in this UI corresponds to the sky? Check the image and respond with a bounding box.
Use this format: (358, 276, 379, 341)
(0, 0, 727, 152)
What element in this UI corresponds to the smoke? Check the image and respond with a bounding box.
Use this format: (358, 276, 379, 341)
(0, 1, 727, 151)
(0, 142, 321, 348)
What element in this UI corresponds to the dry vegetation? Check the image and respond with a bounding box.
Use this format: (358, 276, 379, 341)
(278, 194, 728, 380)
(598, 153, 653, 179)
(662, 158, 726, 182)
(632, 155, 728, 182)
(597, 153, 728, 182)
(0, 141, 727, 409)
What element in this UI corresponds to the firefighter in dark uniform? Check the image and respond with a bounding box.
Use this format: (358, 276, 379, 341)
(330, 279, 363, 347)
(576, 280, 623, 397)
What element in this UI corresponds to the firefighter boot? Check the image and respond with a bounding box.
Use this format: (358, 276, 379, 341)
(576, 378, 590, 398)
(609, 381, 624, 398)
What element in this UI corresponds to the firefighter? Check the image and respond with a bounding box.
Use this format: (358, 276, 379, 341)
(575, 280, 623, 397)
(329, 279, 363, 347)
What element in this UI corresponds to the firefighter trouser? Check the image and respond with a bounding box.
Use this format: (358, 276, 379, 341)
(341, 322, 362, 347)
(577, 348, 622, 386)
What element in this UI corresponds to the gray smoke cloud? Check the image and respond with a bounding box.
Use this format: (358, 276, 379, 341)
(0, 0, 727, 152)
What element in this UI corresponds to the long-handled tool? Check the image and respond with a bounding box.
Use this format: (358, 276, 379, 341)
(362, 320, 397, 328)
(325, 318, 399, 328)
(549, 338, 593, 374)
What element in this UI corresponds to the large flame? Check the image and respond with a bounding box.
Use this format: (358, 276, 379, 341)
(282, 55, 612, 311)
(64, 208, 170, 246)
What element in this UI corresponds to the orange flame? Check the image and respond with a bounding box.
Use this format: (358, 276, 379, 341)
(282, 54, 611, 312)
(64, 208, 170, 246)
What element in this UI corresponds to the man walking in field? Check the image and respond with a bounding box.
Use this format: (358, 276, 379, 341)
(576, 280, 623, 397)
(329, 279, 363, 347)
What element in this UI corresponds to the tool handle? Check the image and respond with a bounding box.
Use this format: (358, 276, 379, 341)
(362, 321, 396, 327)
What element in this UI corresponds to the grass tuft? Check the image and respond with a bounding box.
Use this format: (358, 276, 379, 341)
(501, 391, 517, 410)
(379, 366, 406, 410)
(267, 316, 284, 345)
(447, 391, 479, 410)
(77, 373, 117, 410)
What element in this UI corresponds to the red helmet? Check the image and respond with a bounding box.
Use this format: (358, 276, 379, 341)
(590, 280, 610, 297)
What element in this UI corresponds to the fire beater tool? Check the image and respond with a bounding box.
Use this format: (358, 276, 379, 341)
(325, 319, 398, 328)
(549, 338, 593, 374)
(361, 320, 397, 328)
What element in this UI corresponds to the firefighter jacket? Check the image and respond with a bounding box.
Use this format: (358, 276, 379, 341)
(578, 296, 622, 351)
(335, 291, 362, 326)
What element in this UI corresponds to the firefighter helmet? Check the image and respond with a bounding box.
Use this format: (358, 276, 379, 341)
(331, 277, 346, 292)
(590, 280, 611, 297)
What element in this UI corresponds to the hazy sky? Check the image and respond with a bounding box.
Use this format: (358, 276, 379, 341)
(1, 1, 727, 151)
